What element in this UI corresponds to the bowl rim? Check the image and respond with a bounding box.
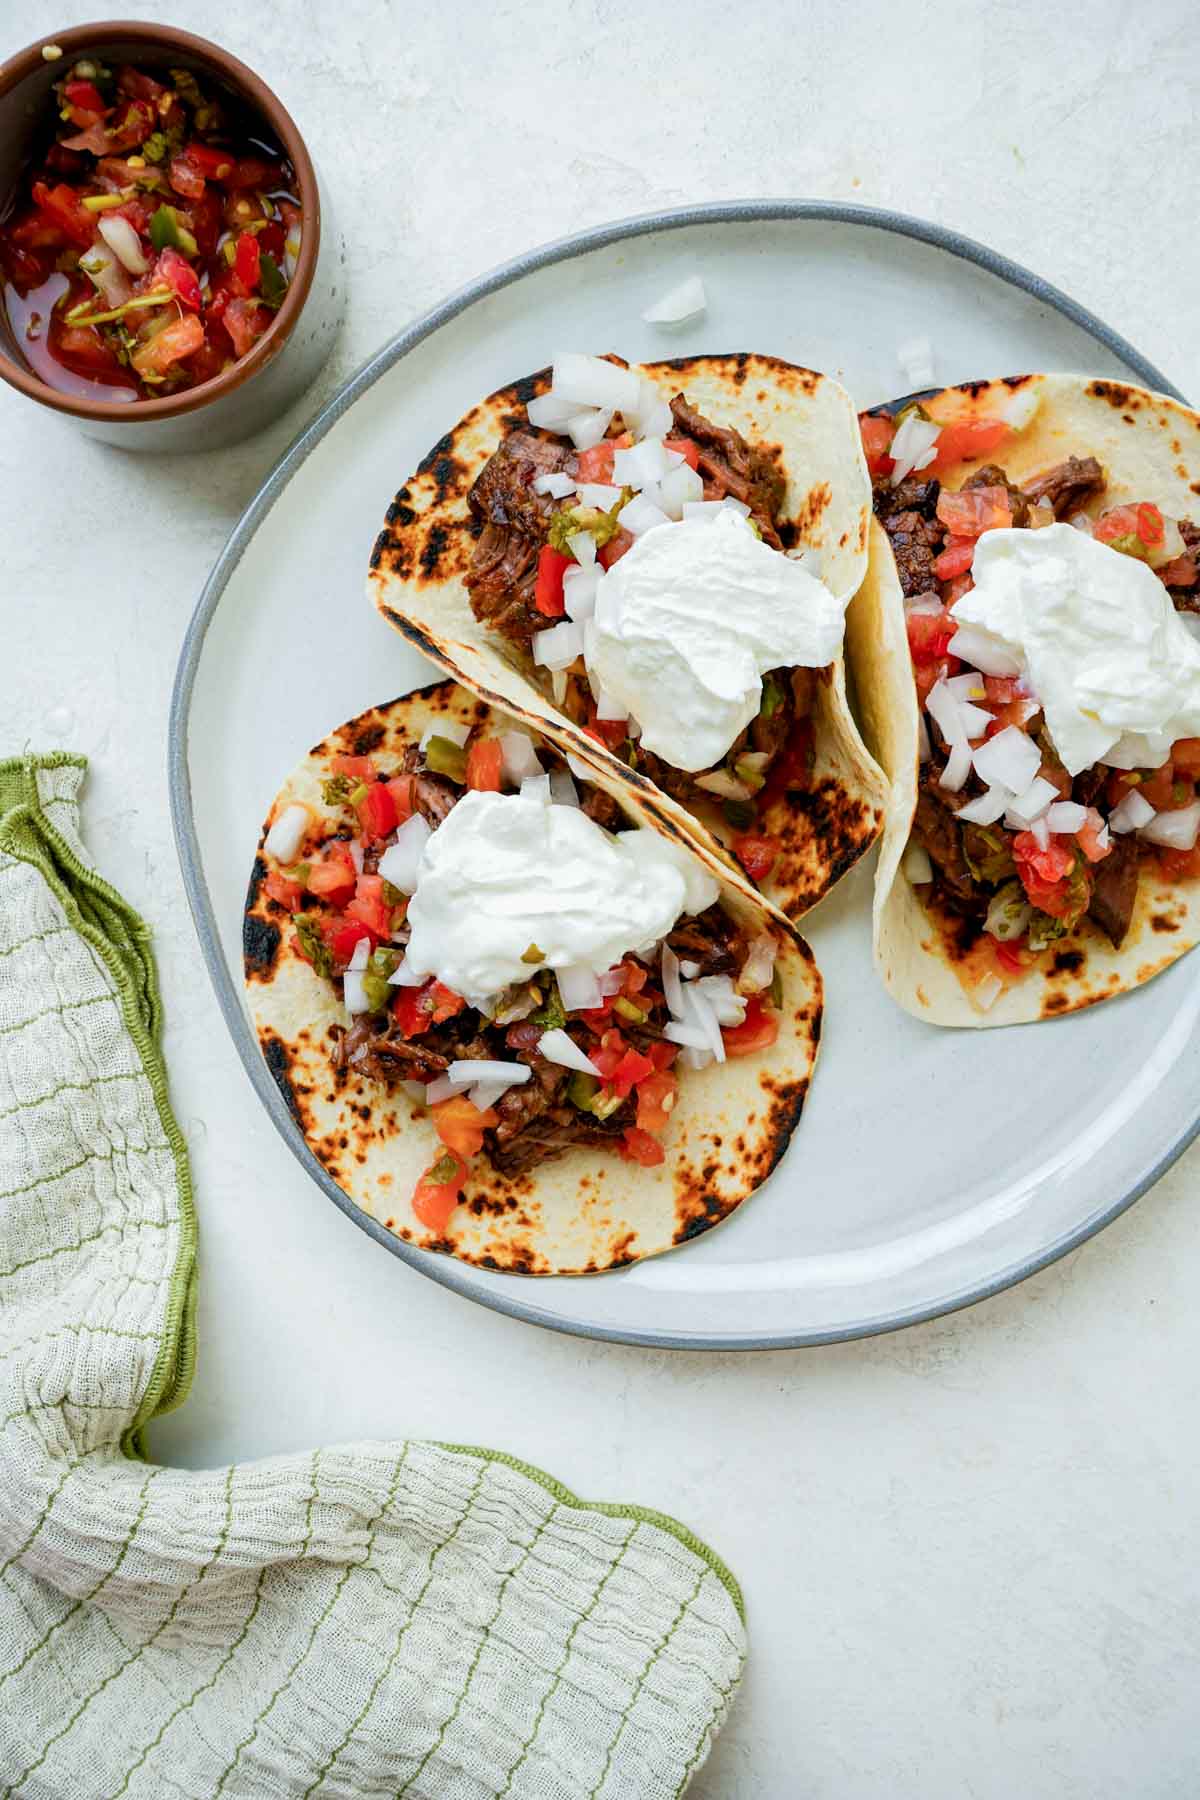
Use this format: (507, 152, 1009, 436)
(0, 19, 320, 423)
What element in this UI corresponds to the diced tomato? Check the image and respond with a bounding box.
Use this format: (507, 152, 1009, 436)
(234, 231, 260, 291)
(393, 979, 466, 1038)
(944, 573, 975, 607)
(1093, 503, 1163, 552)
(222, 297, 271, 357)
(1158, 553, 1198, 589)
(591, 1029, 632, 1085)
(982, 677, 1021, 706)
(905, 607, 957, 664)
(663, 434, 700, 471)
(505, 1021, 544, 1052)
(534, 544, 571, 617)
(182, 141, 236, 183)
(263, 870, 304, 912)
(324, 916, 372, 965)
(927, 417, 1011, 474)
(993, 938, 1030, 975)
(0, 235, 53, 289)
(575, 442, 614, 483)
(180, 333, 229, 386)
(227, 155, 281, 190)
(1171, 738, 1200, 777)
(858, 413, 895, 477)
(610, 1046, 655, 1099)
(732, 832, 779, 882)
(411, 1150, 468, 1234)
(257, 219, 286, 260)
(355, 781, 397, 843)
(155, 246, 202, 311)
(585, 704, 628, 749)
(936, 486, 1013, 538)
(432, 1094, 498, 1160)
(1157, 845, 1200, 881)
(386, 774, 416, 822)
(1136, 502, 1165, 546)
(130, 313, 205, 378)
(116, 66, 168, 104)
(31, 180, 95, 248)
(306, 843, 358, 908)
(1012, 832, 1080, 917)
(43, 143, 86, 176)
(619, 960, 648, 997)
(1076, 808, 1112, 864)
(647, 1040, 678, 1072)
(759, 718, 816, 809)
(50, 318, 132, 382)
(188, 186, 223, 259)
(933, 536, 976, 580)
(597, 529, 634, 569)
(64, 78, 107, 118)
(1107, 764, 1176, 811)
(465, 739, 504, 791)
(332, 754, 376, 780)
(619, 1126, 666, 1166)
(984, 697, 1039, 738)
(722, 997, 780, 1057)
(635, 1070, 677, 1134)
(346, 873, 392, 942)
(913, 657, 958, 710)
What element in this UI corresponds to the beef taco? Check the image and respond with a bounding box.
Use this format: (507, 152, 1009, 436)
(244, 679, 822, 1273)
(367, 353, 888, 922)
(846, 372, 1200, 1026)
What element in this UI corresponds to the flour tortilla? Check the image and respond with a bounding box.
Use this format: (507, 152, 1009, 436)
(367, 354, 888, 923)
(845, 373, 1200, 1028)
(244, 680, 822, 1272)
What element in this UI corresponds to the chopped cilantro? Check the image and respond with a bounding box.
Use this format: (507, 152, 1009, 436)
(321, 774, 353, 808)
(259, 250, 287, 308)
(293, 915, 332, 978)
(532, 987, 567, 1031)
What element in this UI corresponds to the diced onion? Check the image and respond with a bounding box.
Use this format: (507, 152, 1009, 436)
(944, 671, 988, 704)
(343, 971, 370, 1015)
(567, 408, 612, 450)
(618, 494, 670, 536)
(926, 679, 967, 746)
(576, 482, 623, 509)
(657, 463, 704, 519)
(974, 974, 1005, 1012)
(556, 965, 603, 1010)
(98, 213, 149, 274)
(1030, 816, 1051, 850)
(680, 982, 725, 1064)
(423, 1074, 457, 1104)
(533, 471, 576, 498)
(906, 594, 945, 617)
(1139, 800, 1200, 849)
(956, 786, 1010, 826)
(896, 335, 935, 388)
(680, 497, 752, 521)
(566, 751, 595, 784)
(945, 625, 1023, 678)
(614, 438, 671, 488)
(889, 413, 941, 486)
(595, 689, 626, 723)
(903, 842, 933, 885)
(737, 933, 777, 994)
(526, 392, 580, 430)
(80, 242, 131, 308)
(694, 767, 753, 801)
(938, 741, 972, 792)
(447, 1059, 531, 1088)
(548, 767, 579, 807)
(642, 274, 707, 326)
(264, 802, 310, 864)
(537, 1028, 602, 1076)
(695, 974, 747, 1026)
(401, 1080, 426, 1103)
(387, 955, 425, 987)
(626, 376, 675, 439)
(419, 720, 470, 749)
(467, 1079, 520, 1110)
(562, 565, 599, 619)
(520, 774, 551, 805)
(347, 936, 371, 972)
(1045, 801, 1087, 834)
(377, 814, 431, 894)
(499, 732, 543, 784)
(985, 886, 1032, 942)
(551, 668, 568, 705)
(664, 1019, 712, 1051)
(566, 531, 597, 568)
(532, 620, 584, 670)
(973, 726, 1042, 794)
(661, 943, 683, 1015)
(599, 966, 626, 997)
(551, 353, 641, 414)
(1004, 776, 1059, 828)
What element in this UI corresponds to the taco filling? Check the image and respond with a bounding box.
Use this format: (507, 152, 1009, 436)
(461, 355, 851, 889)
(863, 398, 1200, 1009)
(256, 720, 784, 1231)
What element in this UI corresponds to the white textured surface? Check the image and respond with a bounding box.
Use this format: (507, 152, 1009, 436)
(3, 1, 1199, 1794)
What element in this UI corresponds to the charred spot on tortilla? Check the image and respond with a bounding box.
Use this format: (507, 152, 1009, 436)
(794, 480, 833, 538)
(243, 911, 280, 979)
(261, 1033, 302, 1122)
(1051, 948, 1086, 977)
(346, 720, 386, 757)
(1086, 378, 1142, 409)
(245, 853, 267, 911)
(1151, 913, 1181, 934)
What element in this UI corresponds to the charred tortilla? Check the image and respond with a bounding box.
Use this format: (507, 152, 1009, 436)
(846, 373, 1200, 1027)
(244, 680, 823, 1272)
(367, 354, 888, 923)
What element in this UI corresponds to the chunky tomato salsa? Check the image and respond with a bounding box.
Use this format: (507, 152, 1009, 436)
(0, 58, 301, 402)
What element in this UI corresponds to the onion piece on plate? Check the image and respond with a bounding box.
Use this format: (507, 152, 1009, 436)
(642, 274, 707, 326)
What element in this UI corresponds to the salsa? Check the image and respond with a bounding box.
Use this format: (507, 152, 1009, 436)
(0, 58, 301, 402)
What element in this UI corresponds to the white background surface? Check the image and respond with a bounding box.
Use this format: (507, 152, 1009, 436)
(3, 2, 1199, 1794)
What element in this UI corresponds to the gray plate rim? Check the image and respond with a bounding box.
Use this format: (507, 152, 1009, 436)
(168, 197, 1191, 1350)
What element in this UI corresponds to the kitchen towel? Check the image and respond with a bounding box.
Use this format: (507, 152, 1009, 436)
(0, 754, 745, 1799)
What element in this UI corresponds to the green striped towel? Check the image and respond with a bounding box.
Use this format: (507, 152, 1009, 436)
(0, 754, 745, 1799)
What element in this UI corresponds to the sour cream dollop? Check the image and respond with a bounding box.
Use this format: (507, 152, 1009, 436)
(404, 790, 719, 1003)
(954, 524, 1200, 775)
(590, 510, 846, 772)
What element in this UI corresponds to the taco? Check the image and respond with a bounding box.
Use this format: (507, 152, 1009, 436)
(846, 372, 1200, 1027)
(367, 353, 888, 922)
(244, 679, 822, 1273)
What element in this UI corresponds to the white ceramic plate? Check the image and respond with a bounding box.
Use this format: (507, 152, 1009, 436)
(170, 201, 1197, 1348)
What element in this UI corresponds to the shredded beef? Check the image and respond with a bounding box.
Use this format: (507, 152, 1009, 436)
(666, 904, 743, 976)
(962, 464, 1032, 528)
(465, 433, 574, 644)
(412, 771, 459, 825)
(876, 505, 944, 600)
(581, 786, 622, 830)
(487, 1107, 626, 1176)
(333, 1024, 449, 1083)
(1072, 765, 1107, 808)
(1088, 832, 1139, 947)
(1023, 456, 1105, 519)
(912, 779, 977, 904)
(873, 476, 941, 524)
(668, 394, 785, 545)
